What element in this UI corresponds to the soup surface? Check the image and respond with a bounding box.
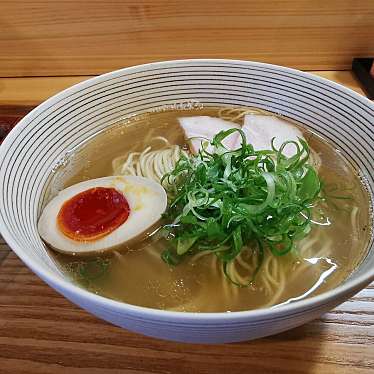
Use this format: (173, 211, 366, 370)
(45, 106, 372, 312)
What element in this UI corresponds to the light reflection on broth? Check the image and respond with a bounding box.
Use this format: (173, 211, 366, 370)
(46, 107, 372, 312)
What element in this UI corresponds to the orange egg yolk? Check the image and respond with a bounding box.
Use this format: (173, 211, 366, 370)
(57, 187, 130, 241)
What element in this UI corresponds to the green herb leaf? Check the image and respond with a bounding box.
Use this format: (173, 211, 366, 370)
(78, 258, 110, 281)
(299, 166, 321, 202)
(177, 236, 199, 255)
(161, 248, 183, 265)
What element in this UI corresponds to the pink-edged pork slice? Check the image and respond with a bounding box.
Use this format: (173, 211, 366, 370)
(239, 114, 305, 158)
(178, 116, 240, 154)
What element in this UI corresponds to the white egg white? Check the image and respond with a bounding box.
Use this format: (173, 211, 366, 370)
(38, 175, 167, 254)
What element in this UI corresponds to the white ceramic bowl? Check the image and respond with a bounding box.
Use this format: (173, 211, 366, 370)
(0, 60, 373, 343)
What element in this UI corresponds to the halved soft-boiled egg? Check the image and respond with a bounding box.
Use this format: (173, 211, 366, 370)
(38, 176, 167, 254)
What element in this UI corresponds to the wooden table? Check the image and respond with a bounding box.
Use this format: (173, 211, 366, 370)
(0, 71, 373, 374)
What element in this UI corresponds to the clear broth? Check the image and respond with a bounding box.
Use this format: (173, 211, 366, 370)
(46, 107, 372, 312)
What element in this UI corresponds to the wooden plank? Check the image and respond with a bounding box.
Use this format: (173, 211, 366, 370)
(0, 76, 89, 106)
(0, 1, 373, 77)
(0, 71, 366, 106)
(0, 251, 372, 374)
(0, 236, 10, 263)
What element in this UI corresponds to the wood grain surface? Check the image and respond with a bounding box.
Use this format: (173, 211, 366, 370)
(0, 71, 366, 106)
(0, 1, 374, 77)
(0, 70, 373, 373)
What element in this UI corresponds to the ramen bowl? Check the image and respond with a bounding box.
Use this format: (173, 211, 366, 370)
(0, 60, 373, 343)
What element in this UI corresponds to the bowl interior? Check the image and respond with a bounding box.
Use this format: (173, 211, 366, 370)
(1, 60, 373, 313)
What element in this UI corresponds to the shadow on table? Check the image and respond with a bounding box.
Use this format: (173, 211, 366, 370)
(173, 322, 328, 374)
(83, 321, 328, 374)
(105, 320, 329, 374)
(232, 322, 327, 373)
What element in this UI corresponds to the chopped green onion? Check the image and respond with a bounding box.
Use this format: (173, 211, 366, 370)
(177, 236, 199, 255)
(161, 129, 323, 285)
(77, 258, 110, 281)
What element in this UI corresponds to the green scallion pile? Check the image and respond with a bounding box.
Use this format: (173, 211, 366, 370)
(161, 129, 322, 285)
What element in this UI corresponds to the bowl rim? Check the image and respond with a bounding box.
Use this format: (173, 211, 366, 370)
(1, 58, 373, 322)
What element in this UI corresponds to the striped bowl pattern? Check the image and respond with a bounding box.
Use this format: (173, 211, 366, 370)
(0, 60, 373, 343)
